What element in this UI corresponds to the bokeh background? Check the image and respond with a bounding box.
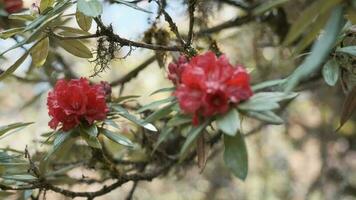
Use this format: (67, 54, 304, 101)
(1, 0, 356, 199)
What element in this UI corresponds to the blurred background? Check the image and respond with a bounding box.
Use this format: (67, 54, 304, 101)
(1, 0, 356, 199)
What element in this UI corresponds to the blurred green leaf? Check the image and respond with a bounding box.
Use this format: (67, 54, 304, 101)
(40, 0, 55, 12)
(252, 79, 286, 91)
(0, 27, 25, 39)
(252, 0, 289, 16)
(137, 96, 175, 113)
(150, 87, 174, 96)
(294, 11, 330, 54)
(100, 128, 134, 147)
(0, 122, 33, 140)
(153, 127, 173, 153)
(77, 0, 103, 17)
(114, 0, 152, 13)
(245, 110, 284, 125)
(112, 105, 157, 132)
(217, 109, 240, 136)
(0, 51, 30, 82)
(30, 37, 49, 68)
(336, 46, 356, 56)
(322, 59, 340, 86)
(167, 114, 191, 127)
(144, 103, 175, 123)
(285, 6, 344, 91)
(179, 120, 210, 161)
(55, 38, 93, 58)
(224, 132, 248, 180)
(283, 0, 343, 45)
(8, 12, 36, 21)
(80, 124, 101, 149)
(76, 11, 92, 32)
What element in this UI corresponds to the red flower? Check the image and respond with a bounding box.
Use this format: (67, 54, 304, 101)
(168, 55, 188, 85)
(47, 78, 110, 131)
(174, 51, 253, 124)
(4, 0, 23, 14)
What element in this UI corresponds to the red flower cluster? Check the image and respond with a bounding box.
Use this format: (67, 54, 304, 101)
(4, 0, 23, 14)
(168, 55, 188, 85)
(171, 51, 253, 124)
(47, 78, 110, 131)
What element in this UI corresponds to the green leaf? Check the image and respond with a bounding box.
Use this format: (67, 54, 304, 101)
(217, 109, 240, 136)
(284, 6, 345, 91)
(111, 95, 140, 103)
(252, 0, 290, 16)
(80, 125, 101, 149)
(30, 37, 49, 68)
(137, 96, 175, 113)
(114, 0, 153, 13)
(55, 38, 93, 58)
(167, 115, 191, 127)
(224, 132, 248, 180)
(283, 0, 343, 45)
(76, 11, 92, 32)
(40, 0, 55, 12)
(179, 120, 210, 161)
(100, 128, 134, 147)
(294, 11, 330, 54)
(144, 103, 175, 123)
(77, 0, 103, 17)
(112, 105, 157, 132)
(336, 46, 356, 56)
(2, 174, 37, 182)
(322, 59, 340, 86)
(150, 87, 174, 96)
(0, 27, 25, 39)
(8, 12, 36, 21)
(238, 92, 297, 111)
(0, 122, 33, 140)
(0, 51, 30, 82)
(43, 130, 75, 161)
(153, 127, 173, 153)
(245, 111, 284, 125)
(252, 79, 286, 91)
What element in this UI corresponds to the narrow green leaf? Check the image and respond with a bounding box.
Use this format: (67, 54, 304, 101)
(167, 115, 191, 127)
(245, 110, 284, 125)
(283, 0, 343, 45)
(55, 38, 93, 58)
(336, 46, 356, 56)
(2, 174, 37, 182)
(252, 79, 286, 91)
(114, 0, 153, 13)
(179, 120, 210, 161)
(43, 130, 75, 161)
(322, 59, 340, 86)
(100, 128, 134, 147)
(0, 27, 25, 39)
(30, 37, 49, 68)
(112, 105, 157, 132)
(150, 87, 174, 96)
(217, 109, 240, 136)
(153, 127, 173, 153)
(76, 11, 92, 32)
(252, 0, 290, 16)
(77, 0, 103, 17)
(8, 12, 36, 21)
(0, 122, 33, 140)
(224, 132, 248, 180)
(285, 6, 344, 91)
(80, 131, 101, 149)
(0, 51, 29, 82)
(137, 96, 175, 113)
(294, 11, 330, 54)
(144, 103, 175, 123)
